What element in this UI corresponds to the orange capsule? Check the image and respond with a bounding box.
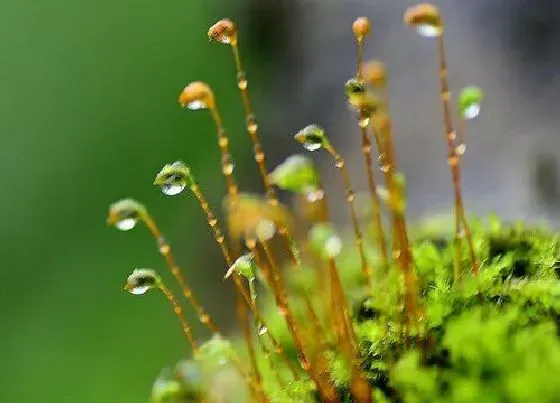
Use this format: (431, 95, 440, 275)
(208, 18, 238, 45)
(178, 81, 215, 110)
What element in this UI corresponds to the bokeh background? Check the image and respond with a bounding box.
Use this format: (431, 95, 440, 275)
(1, 0, 559, 402)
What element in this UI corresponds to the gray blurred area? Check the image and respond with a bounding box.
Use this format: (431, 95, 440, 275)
(234, 0, 560, 225)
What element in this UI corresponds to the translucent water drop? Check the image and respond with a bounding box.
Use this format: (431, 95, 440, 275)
(458, 86, 484, 120)
(130, 285, 150, 295)
(297, 353, 311, 371)
(358, 115, 370, 128)
(157, 236, 170, 255)
(416, 24, 441, 37)
(324, 235, 342, 258)
(306, 188, 325, 202)
(294, 124, 328, 152)
(246, 114, 258, 134)
(463, 104, 480, 120)
(455, 143, 466, 156)
(257, 324, 268, 336)
(116, 217, 137, 231)
(303, 142, 321, 152)
(237, 78, 248, 90)
(187, 100, 207, 110)
(161, 181, 186, 196)
(124, 268, 159, 295)
(222, 162, 235, 175)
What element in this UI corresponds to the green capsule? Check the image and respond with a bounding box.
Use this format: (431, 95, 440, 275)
(294, 124, 329, 151)
(224, 253, 259, 302)
(309, 223, 343, 259)
(124, 268, 160, 295)
(107, 198, 148, 231)
(458, 86, 484, 120)
(270, 155, 320, 194)
(151, 360, 205, 403)
(195, 335, 236, 371)
(154, 161, 195, 196)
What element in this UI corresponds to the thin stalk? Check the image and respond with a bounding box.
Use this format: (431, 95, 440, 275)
(323, 143, 372, 291)
(436, 35, 479, 278)
(158, 282, 198, 353)
(359, 114, 389, 270)
(256, 238, 338, 402)
(189, 182, 299, 381)
(142, 214, 220, 333)
(229, 39, 325, 335)
(209, 107, 239, 201)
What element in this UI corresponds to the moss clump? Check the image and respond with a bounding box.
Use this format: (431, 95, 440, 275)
(260, 217, 559, 402)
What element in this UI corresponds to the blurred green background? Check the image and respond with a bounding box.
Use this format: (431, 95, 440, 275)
(0, 1, 266, 402)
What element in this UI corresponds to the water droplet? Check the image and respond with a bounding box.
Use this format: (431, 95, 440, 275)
(187, 100, 207, 110)
(325, 235, 342, 258)
(378, 155, 391, 172)
(416, 24, 441, 37)
(238, 78, 248, 90)
(161, 181, 186, 196)
(306, 188, 325, 202)
(294, 124, 328, 152)
(246, 114, 258, 134)
(257, 324, 268, 336)
(455, 143, 466, 156)
(358, 115, 370, 128)
(392, 249, 401, 260)
(124, 268, 159, 295)
(129, 285, 150, 295)
(222, 162, 234, 175)
(157, 236, 170, 255)
(116, 217, 138, 231)
(449, 131, 457, 141)
(297, 353, 311, 371)
(463, 104, 480, 120)
(200, 314, 210, 324)
(335, 159, 344, 169)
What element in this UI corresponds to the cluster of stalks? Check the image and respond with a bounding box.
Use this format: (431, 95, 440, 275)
(107, 4, 485, 402)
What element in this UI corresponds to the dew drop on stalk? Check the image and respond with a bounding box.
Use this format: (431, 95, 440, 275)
(416, 24, 441, 37)
(222, 161, 235, 175)
(116, 217, 138, 231)
(161, 180, 186, 196)
(458, 86, 484, 120)
(257, 323, 268, 336)
(294, 124, 329, 152)
(455, 143, 466, 156)
(154, 161, 192, 196)
(124, 268, 160, 295)
(358, 115, 370, 128)
(186, 100, 206, 110)
(306, 188, 325, 202)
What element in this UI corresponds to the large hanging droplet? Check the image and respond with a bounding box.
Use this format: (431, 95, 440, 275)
(154, 161, 193, 196)
(404, 4, 443, 38)
(294, 124, 329, 151)
(458, 86, 484, 120)
(107, 199, 147, 232)
(124, 268, 160, 295)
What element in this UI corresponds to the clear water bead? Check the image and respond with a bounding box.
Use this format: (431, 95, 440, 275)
(463, 104, 480, 120)
(257, 324, 268, 336)
(187, 100, 207, 110)
(116, 217, 138, 231)
(416, 24, 441, 37)
(161, 181, 186, 196)
(302, 142, 322, 152)
(129, 285, 150, 295)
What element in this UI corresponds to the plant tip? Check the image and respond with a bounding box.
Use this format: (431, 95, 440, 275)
(294, 124, 329, 151)
(154, 161, 193, 196)
(404, 3, 443, 38)
(458, 86, 484, 120)
(178, 81, 215, 110)
(208, 18, 237, 45)
(270, 154, 320, 194)
(124, 268, 160, 295)
(352, 17, 371, 41)
(107, 198, 147, 231)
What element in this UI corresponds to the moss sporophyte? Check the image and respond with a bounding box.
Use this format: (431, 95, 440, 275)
(107, 5, 560, 403)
